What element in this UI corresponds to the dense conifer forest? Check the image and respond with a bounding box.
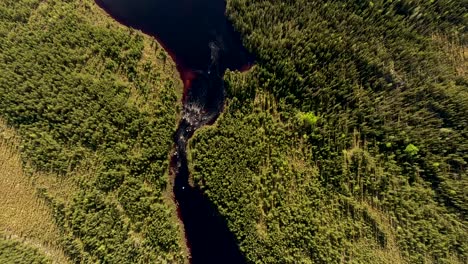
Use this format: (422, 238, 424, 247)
(1, 0, 186, 262)
(0, 0, 467, 263)
(190, 0, 467, 263)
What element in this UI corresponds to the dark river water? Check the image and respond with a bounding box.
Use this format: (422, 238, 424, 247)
(95, 0, 253, 263)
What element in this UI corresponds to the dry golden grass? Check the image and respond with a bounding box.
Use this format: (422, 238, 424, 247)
(431, 33, 467, 77)
(0, 119, 70, 264)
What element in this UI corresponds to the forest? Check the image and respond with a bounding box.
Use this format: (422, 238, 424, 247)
(1, 0, 467, 263)
(190, 0, 467, 263)
(1, 0, 186, 262)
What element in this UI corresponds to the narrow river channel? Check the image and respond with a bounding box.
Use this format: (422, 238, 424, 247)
(95, 0, 253, 263)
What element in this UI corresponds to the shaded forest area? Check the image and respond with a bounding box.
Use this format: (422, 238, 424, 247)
(1, 0, 186, 262)
(189, 0, 467, 263)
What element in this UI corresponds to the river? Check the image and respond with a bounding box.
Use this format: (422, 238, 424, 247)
(95, 0, 253, 263)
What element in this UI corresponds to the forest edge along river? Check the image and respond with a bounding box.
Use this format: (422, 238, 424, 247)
(95, 0, 253, 263)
